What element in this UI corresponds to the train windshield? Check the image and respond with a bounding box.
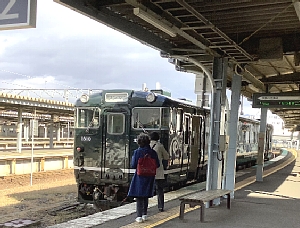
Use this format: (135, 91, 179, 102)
(75, 107, 101, 128)
(132, 107, 170, 129)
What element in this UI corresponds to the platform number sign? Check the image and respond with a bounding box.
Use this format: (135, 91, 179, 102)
(0, 0, 37, 30)
(252, 93, 300, 108)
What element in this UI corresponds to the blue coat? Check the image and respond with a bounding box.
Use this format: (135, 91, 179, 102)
(127, 145, 160, 198)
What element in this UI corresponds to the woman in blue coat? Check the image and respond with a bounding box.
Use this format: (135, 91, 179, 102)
(127, 133, 160, 223)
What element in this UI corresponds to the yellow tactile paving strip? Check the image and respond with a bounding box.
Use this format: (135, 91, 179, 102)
(121, 149, 298, 228)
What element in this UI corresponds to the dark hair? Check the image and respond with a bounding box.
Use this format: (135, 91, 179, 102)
(137, 133, 150, 147)
(149, 131, 160, 141)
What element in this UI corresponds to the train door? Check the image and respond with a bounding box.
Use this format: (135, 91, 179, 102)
(102, 111, 129, 181)
(181, 113, 192, 179)
(189, 115, 202, 180)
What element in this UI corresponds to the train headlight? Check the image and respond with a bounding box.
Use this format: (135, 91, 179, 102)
(146, 92, 156, 103)
(80, 94, 89, 103)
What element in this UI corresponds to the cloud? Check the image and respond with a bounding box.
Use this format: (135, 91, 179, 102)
(0, 0, 208, 106)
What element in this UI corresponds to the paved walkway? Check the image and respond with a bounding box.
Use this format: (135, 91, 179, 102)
(150, 149, 300, 228)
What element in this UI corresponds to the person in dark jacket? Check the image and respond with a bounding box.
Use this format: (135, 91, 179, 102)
(127, 133, 160, 223)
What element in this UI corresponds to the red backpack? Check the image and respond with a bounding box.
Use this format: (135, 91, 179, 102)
(137, 152, 157, 176)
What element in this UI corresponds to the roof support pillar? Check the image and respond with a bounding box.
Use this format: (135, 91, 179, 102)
(223, 72, 242, 197)
(256, 108, 268, 182)
(208, 57, 228, 204)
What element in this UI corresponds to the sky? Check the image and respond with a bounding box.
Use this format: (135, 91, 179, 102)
(0, 0, 257, 115)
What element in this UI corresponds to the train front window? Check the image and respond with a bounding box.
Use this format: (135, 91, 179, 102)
(132, 108, 160, 129)
(75, 108, 100, 128)
(107, 113, 125, 134)
(132, 108, 170, 130)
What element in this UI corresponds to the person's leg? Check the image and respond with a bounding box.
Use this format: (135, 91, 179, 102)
(142, 197, 149, 221)
(156, 179, 165, 211)
(136, 197, 143, 218)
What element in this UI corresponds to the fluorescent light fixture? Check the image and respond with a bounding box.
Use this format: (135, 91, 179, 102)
(293, 0, 300, 21)
(133, 8, 177, 37)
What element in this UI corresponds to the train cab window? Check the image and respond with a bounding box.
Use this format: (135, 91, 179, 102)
(76, 108, 100, 128)
(107, 113, 125, 134)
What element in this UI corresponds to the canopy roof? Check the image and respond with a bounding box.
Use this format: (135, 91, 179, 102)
(55, 0, 300, 130)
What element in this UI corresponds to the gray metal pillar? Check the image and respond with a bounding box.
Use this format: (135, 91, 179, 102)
(208, 57, 228, 192)
(256, 108, 268, 182)
(49, 117, 54, 149)
(195, 72, 210, 108)
(16, 107, 23, 153)
(24, 120, 29, 142)
(195, 73, 205, 107)
(290, 130, 294, 141)
(56, 122, 61, 141)
(223, 73, 242, 196)
(44, 126, 47, 138)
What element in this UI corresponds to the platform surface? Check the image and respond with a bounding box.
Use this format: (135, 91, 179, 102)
(48, 149, 300, 228)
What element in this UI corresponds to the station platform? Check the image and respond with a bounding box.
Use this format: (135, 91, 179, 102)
(49, 149, 300, 228)
(0, 148, 73, 176)
(0, 148, 72, 158)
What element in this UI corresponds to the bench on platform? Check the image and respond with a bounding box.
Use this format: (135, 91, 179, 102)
(179, 189, 232, 222)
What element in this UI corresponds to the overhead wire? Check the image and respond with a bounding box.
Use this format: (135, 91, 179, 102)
(239, 3, 293, 46)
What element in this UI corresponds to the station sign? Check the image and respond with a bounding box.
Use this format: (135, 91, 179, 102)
(0, 0, 37, 30)
(252, 93, 300, 108)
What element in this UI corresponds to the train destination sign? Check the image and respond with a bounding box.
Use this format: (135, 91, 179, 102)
(0, 0, 37, 30)
(252, 93, 300, 108)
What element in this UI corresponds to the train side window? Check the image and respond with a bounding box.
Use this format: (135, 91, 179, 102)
(107, 113, 125, 134)
(184, 115, 190, 144)
(171, 108, 177, 131)
(161, 108, 170, 129)
(176, 109, 183, 132)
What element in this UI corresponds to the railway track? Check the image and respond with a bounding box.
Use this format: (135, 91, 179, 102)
(0, 169, 99, 227)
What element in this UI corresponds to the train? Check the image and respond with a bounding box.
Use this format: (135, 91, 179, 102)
(73, 89, 273, 208)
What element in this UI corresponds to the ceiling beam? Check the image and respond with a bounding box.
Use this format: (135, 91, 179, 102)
(259, 72, 300, 84)
(241, 33, 300, 54)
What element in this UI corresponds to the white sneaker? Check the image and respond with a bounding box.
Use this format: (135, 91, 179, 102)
(142, 215, 148, 221)
(135, 217, 143, 223)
